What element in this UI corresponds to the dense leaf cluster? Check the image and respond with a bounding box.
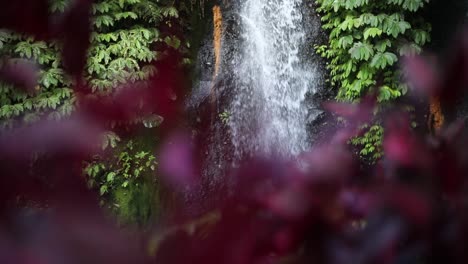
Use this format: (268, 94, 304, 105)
(88, 0, 178, 92)
(0, 0, 192, 223)
(0, 30, 73, 127)
(315, 0, 431, 159)
(0, 0, 184, 127)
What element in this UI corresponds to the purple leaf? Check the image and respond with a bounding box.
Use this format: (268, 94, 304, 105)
(159, 132, 199, 189)
(0, 59, 39, 93)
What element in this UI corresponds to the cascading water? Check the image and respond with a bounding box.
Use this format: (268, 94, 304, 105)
(189, 0, 322, 181)
(186, 0, 322, 212)
(228, 0, 318, 159)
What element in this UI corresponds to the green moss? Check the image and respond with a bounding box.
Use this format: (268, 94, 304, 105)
(112, 177, 160, 227)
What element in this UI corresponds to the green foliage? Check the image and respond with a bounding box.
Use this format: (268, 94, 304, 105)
(0, 1, 76, 128)
(0, 0, 188, 129)
(0, 0, 196, 225)
(88, 0, 183, 93)
(0, 35, 73, 128)
(315, 0, 431, 160)
(113, 179, 157, 226)
(315, 0, 430, 102)
(89, 134, 158, 227)
(85, 139, 157, 196)
(84, 0, 178, 225)
(85, 138, 158, 226)
(219, 110, 230, 125)
(350, 124, 384, 161)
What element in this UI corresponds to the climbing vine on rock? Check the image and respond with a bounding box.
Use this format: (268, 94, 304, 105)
(0, 1, 73, 129)
(87, 0, 183, 93)
(315, 0, 431, 160)
(0, 0, 196, 225)
(0, 0, 186, 128)
(85, 136, 158, 226)
(84, 0, 187, 225)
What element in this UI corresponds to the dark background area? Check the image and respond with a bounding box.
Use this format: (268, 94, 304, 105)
(424, 0, 468, 123)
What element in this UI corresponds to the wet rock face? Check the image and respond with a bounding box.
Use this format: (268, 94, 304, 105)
(189, 0, 336, 151)
(302, 1, 339, 146)
(185, 0, 338, 214)
(424, 0, 468, 124)
(189, 0, 338, 165)
(452, 2, 468, 123)
(425, 0, 468, 53)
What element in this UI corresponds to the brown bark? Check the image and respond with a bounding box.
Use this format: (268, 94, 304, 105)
(212, 5, 222, 79)
(428, 96, 445, 132)
(210, 5, 223, 111)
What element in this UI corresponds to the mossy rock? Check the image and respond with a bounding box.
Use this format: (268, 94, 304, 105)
(112, 178, 161, 227)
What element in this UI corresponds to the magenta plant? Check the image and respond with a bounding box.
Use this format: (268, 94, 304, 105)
(1, 2, 468, 264)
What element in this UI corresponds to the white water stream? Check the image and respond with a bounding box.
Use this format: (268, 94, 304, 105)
(228, 0, 317, 159)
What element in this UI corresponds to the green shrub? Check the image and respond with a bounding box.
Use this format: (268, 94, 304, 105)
(315, 0, 431, 160)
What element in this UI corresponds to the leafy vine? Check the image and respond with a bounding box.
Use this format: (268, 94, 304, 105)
(315, 0, 431, 160)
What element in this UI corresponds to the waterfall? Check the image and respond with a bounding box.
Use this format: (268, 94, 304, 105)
(228, 0, 318, 159)
(186, 0, 322, 212)
(189, 0, 321, 178)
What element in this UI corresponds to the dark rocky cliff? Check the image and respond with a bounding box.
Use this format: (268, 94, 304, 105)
(425, 0, 467, 52)
(424, 0, 468, 124)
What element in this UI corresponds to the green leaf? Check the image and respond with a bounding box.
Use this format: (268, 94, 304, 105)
(162, 7, 178, 18)
(374, 39, 392, 52)
(114, 11, 138, 21)
(164, 36, 181, 49)
(100, 185, 108, 195)
(360, 13, 379, 27)
(338, 35, 354, 49)
(370, 52, 398, 69)
(363, 27, 382, 39)
(94, 15, 114, 28)
(349, 42, 374, 61)
(106, 172, 116, 182)
(339, 16, 356, 31)
(403, 0, 425, 12)
(398, 43, 422, 56)
(50, 0, 68, 13)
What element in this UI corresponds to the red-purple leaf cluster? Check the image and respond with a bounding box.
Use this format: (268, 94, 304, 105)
(2, 3, 468, 264)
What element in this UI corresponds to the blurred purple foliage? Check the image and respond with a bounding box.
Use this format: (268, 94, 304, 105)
(1, 2, 468, 264)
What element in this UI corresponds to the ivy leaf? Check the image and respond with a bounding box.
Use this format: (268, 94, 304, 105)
(360, 13, 379, 27)
(161, 7, 178, 18)
(94, 1, 112, 14)
(339, 16, 356, 31)
(363, 27, 383, 39)
(385, 19, 411, 38)
(122, 181, 129, 188)
(375, 39, 392, 52)
(413, 30, 430, 46)
(50, 0, 68, 13)
(94, 15, 114, 28)
(378, 85, 402, 102)
(106, 172, 116, 183)
(100, 185, 108, 195)
(357, 65, 374, 80)
(114, 11, 138, 21)
(349, 42, 374, 61)
(338, 35, 354, 49)
(403, 0, 425, 12)
(378, 85, 392, 102)
(370, 52, 398, 69)
(164, 36, 181, 49)
(399, 43, 422, 56)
